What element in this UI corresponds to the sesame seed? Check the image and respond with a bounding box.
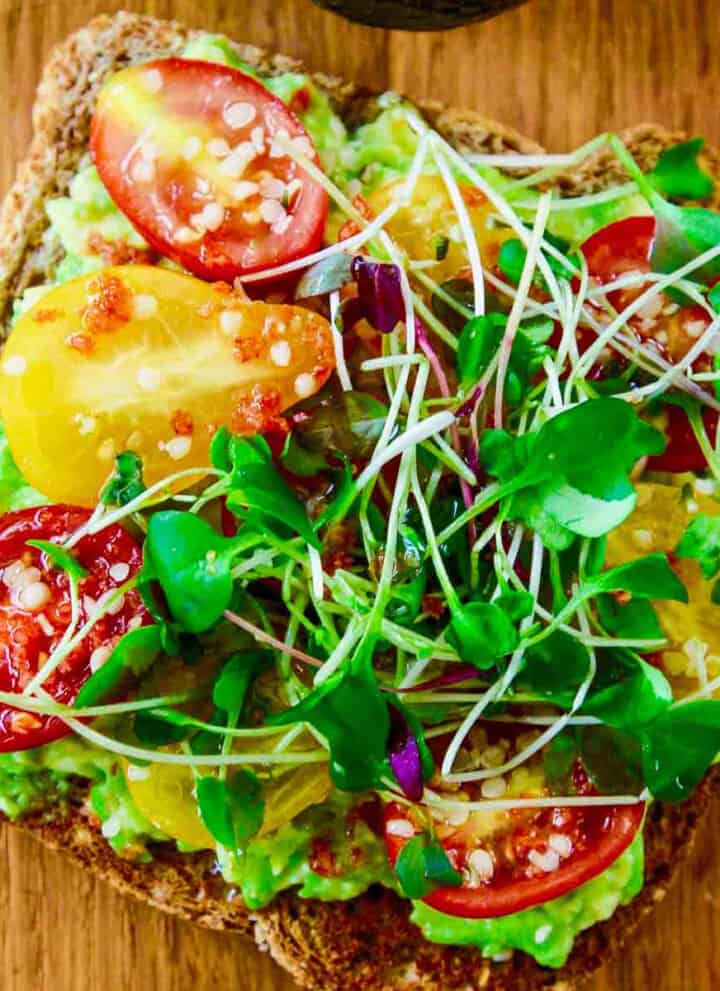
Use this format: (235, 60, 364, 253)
(270, 341, 292, 367)
(385, 819, 415, 838)
(181, 136, 203, 161)
(73, 414, 97, 436)
(97, 438, 116, 462)
(144, 68, 163, 93)
(128, 615, 143, 631)
(442, 804, 470, 827)
(2, 561, 26, 587)
(528, 849, 561, 873)
(291, 135, 314, 158)
(207, 137, 231, 158)
(190, 201, 225, 233)
(250, 126, 266, 152)
(126, 763, 150, 782)
(480, 776, 507, 799)
(548, 834, 573, 858)
(223, 101, 256, 129)
(175, 226, 201, 244)
(136, 366, 163, 391)
(18, 581, 52, 612)
(219, 310, 244, 336)
(259, 198, 286, 226)
(534, 925, 553, 944)
(687, 499, 700, 514)
(219, 142, 257, 178)
(467, 849, 494, 884)
(232, 180, 259, 202)
(259, 176, 286, 200)
(294, 372, 316, 398)
(130, 157, 156, 184)
(632, 528, 654, 550)
(685, 319, 707, 339)
(132, 293, 158, 320)
(109, 562, 130, 583)
(162, 436, 192, 461)
(695, 478, 716, 495)
(3, 355, 27, 376)
(272, 213, 292, 235)
(90, 644, 114, 672)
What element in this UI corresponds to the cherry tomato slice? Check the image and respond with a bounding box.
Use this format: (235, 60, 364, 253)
(0, 505, 149, 751)
(384, 790, 643, 919)
(646, 403, 719, 473)
(91, 59, 328, 281)
(581, 215, 655, 298)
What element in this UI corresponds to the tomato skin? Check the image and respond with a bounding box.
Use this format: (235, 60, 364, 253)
(581, 215, 655, 291)
(384, 799, 644, 920)
(91, 59, 328, 282)
(646, 404, 719, 474)
(0, 505, 149, 751)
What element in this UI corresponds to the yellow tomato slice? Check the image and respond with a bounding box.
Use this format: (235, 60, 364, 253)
(606, 482, 720, 689)
(0, 266, 333, 506)
(366, 174, 511, 281)
(259, 763, 332, 837)
(124, 761, 215, 850)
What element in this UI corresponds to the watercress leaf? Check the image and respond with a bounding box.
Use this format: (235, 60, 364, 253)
(0, 424, 44, 512)
(676, 514, 720, 580)
(196, 770, 265, 851)
(544, 733, 578, 793)
(596, 595, 665, 640)
(457, 313, 507, 389)
(395, 833, 462, 899)
(498, 239, 527, 285)
(279, 434, 330, 476)
(521, 631, 590, 703)
(641, 700, 720, 801)
(536, 483, 636, 539)
(229, 435, 272, 469)
(210, 427, 232, 472)
(75, 625, 162, 706)
(145, 512, 239, 634)
(520, 315, 555, 344)
(134, 709, 190, 745)
(508, 488, 575, 551)
(100, 451, 145, 508)
(583, 657, 672, 728)
(587, 552, 688, 602)
(213, 650, 272, 716)
(495, 589, 534, 622)
(228, 462, 319, 548)
(423, 838, 463, 888)
(292, 391, 390, 461)
(575, 724, 644, 794)
(709, 283, 720, 312)
(648, 138, 714, 201)
(650, 195, 720, 281)
(295, 251, 354, 299)
(431, 278, 474, 332)
(445, 602, 519, 668)
(26, 539, 88, 581)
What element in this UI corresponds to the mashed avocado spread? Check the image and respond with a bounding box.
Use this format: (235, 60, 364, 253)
(0, 33, 654, 969)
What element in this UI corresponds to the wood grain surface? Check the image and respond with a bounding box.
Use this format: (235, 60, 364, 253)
(1, 0, 719, 989)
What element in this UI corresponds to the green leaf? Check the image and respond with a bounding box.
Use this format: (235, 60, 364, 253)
(269, 644, 389, 791)
(279, 434, 330, 477)
(134, 709, 189, 745)
(457, 313, 551, 402)
(587, 552, 688, 602)
(100, 451, 145, 507)
(650, 194, 720, 281)
(212, 650, 271, 716)
(431, 278, 474, 332)
(641, 700, 720, 801)
(196, 769, 265, 851)
(0, 424, 44, 511)
(75, 625, 163, 706)
(648, 138, 714, 201)
(583, 657, 672, 728)
(395, 833, 462, 899)
(709, 282, 720, 312)
(520, 631, 590, 702)
(495, 589, 534, 622)
(227, 462, 319, 548)
(498, 234, 576, 287)
(445, 601, 519, 668)
(596, 595, 665, 640)
(575, 724, 644, 794)
(291, 390, 390, 462)
(144, 512, 239, 634)
(544, 733, 578, 793)
(676, 514, 720, 580)
(26, 539, 88, 581)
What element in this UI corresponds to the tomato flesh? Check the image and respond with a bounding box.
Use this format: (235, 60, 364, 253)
(384, 766, 644, 919)
(91, 58, 328, 281)
(582, 216, 715, 473)
(0, 505, 149, 751)
(0, 266, 334, 506)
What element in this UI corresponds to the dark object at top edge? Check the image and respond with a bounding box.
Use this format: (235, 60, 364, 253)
(310, 0, 528, 31)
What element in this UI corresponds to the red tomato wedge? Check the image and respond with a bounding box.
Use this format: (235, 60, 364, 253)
(0, 506, 149, 752)
(91, 58, 328, 281)
(384, 786, 643, 919)
(582, 216, 717, 472)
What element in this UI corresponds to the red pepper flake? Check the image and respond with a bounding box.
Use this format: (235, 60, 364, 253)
(171, 409, 194, 436)
(32, 307, 64, 323)
(309, 837, 340, 877)
(87, 232, 156, 266)
(352, 194, 374, 221)
(422, 593, 447, 620)
(212, 281, 234, 295)
(461, 187, 487, 208)
(230, 385, 283, 434)
(338, 219, 361, 242)
(233, 335, 263, 363)
(289, 86, 311, 114)
(81, 273, 133, 334)
(65, 333, 96, 355)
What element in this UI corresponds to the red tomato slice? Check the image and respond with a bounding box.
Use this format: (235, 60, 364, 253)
(384, 781, 643, 919)
(91, 59, 328, 281)
(582, 217, 716, 473)
(0, 505, 149, 752)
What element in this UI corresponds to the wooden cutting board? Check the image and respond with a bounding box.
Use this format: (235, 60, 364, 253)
(1, 0, 719, 988)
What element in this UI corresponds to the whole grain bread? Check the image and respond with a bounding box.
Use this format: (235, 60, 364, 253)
(0, 12, 718, 991)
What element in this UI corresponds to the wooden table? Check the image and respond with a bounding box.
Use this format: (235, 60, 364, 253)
(1, 0, 719, 988)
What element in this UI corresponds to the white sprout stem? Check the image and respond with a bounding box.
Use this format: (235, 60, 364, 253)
(423, 790, 645, 813)
(354, 412, 456, 492)
(433, 142, 485, 317)
(514, 182, 638, 211)
(440, 532, 544, 778)
(313, 616, 364, 685)
(330, 290, 353, 391)
(494, 192, 553, 427)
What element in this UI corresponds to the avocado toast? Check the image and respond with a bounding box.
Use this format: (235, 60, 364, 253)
(1, 11, 720, 990)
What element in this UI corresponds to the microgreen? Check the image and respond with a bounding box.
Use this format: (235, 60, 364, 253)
(595, 595, 664, 641)
(445, 601, 519, 668)
(641, 700, 720, 801)
(27, 539, 88, 582)
(583, 654, 672, 728)
(456, 313, 551, 401)
(647, 138, 714, 201)
(213, 650, 272, 718)
(100, 451, 146, 507)
(196, 770, 265, 851)
(294, 252, 354, 299)
(395, 832, 463, 899)
(75, 625, 163, 706)
(676, 514, 720, 580)
(520, 631, 591, 704)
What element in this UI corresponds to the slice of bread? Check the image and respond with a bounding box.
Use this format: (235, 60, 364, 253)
(0, 12, 718, 990)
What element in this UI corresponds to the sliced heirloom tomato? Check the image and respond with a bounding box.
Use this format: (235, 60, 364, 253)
(91, 58, 328, 281)
(0, 505, 149, 751)
(581, 216, 717, 472)
(0, 266, 334, 506)
(384, 765, 643, 919)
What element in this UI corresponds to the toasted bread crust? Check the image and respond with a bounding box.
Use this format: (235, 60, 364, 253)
(1, 11, 719, 991)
